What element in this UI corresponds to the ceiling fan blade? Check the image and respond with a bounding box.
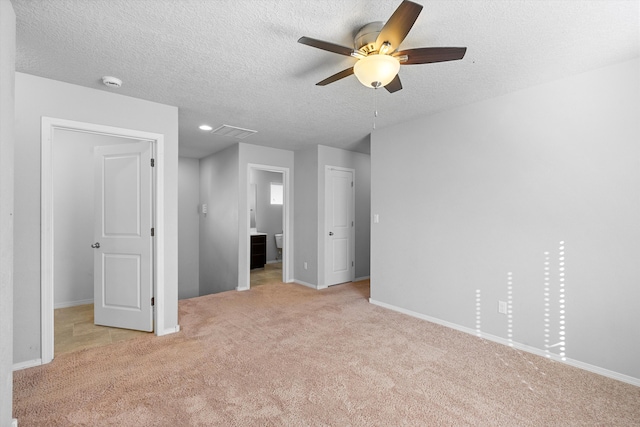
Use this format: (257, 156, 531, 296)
(395, 47, 467, 65)
(375, 1, 423, 52)
(316, 67, 355, 86)
(298, 36, 355, 57)
(384, 75, 403, 93)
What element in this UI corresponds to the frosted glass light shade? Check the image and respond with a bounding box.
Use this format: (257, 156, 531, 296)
(353, 54, 400, 88)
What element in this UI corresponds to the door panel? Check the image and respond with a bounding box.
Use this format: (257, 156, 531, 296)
(103, 254, 141, 309)
(103, 155, 140, 236)
(332, 238, 349, 272)
(94, 141, 153, 332)
(325, 167, 354, 286)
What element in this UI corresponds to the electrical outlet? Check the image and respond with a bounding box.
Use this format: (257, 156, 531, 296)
(304, 262, 308, 270)
(498, 300, 507, 314)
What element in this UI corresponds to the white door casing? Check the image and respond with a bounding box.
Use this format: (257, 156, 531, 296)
(240, 164, 293, 290)
(93, 142, 153, 331)
(324, 166, 355, 287)
(41, 117, 167, 366)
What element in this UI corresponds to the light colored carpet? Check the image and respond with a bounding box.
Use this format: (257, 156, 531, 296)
(13, 281, 640, 426)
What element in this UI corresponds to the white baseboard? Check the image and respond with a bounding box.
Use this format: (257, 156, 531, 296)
(158, 325, 180, 336)
(293, 280, 318, 290)
(354, 275, 370, 282)
(13, 358, 42, 371)
(54, 298, 93, 309)
(12, 418, 18, 427)
(369, 298, 640, 388)
(266, 260, 281, 264)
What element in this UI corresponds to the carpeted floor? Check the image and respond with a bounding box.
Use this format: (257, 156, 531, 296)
(13, 281, 640, 426)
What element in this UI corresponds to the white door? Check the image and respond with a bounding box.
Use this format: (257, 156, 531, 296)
(325, 167, 354, 286)
(93, 141, 153, 331)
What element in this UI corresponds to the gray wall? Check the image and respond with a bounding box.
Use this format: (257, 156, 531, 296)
(293, 147, 318, 285)
(53, 130, 131, 307)
(199, 144, 239, 295)
(370, 59, 640, 381)
(0, 0, 15, 422)
(251, 169, 283, 262)
(178, 157, 200, 299)
(14, 73, 180, 363)
(293, 145, 371, 288)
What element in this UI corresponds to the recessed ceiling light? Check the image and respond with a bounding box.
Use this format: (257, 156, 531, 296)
(199, 125, 213, 131)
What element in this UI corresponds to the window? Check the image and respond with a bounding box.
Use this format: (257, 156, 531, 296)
(270, 182, 283, 205)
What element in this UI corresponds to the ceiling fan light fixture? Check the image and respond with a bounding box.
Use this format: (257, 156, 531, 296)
(353, 54, 400, 89)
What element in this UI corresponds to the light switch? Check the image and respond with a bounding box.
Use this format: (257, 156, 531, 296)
(373, 214, 379, 223)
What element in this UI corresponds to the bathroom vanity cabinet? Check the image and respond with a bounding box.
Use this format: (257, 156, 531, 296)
(250, 234, 266, 269)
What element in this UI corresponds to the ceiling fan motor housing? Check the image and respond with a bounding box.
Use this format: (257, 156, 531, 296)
(354, 21, 384, 54)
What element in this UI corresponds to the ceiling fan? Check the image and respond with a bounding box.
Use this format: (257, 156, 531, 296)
(298, 0, 467, 93)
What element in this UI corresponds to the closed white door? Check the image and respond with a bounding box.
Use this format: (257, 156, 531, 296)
(325, 167, 354, 286)
(93, 141, 153, 331)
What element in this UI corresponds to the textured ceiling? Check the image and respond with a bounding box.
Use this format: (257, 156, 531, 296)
(11, 0, 640, 158)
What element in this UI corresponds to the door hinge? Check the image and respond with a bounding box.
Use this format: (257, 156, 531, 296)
(151, 158, 155, 167)
(352, 221, 354, 227)
(351, 181, 354, 187)
(151, 227, 155, 236)
(151, 297, 155, 306)
(352, 261, 354, 267)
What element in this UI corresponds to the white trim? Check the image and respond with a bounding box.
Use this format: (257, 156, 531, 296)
(354, 276, 370, 282)
(12, 359, 42, 371)
(369, 298, 640, 388)
(41, 117, 168, 365)
(244, 164, 292, 289)
(293, 280, 318, 290)
(155, 135, 167, 335)
(158, 325, 180, 336)
(54, 299, 93, 309)
(11, 419, 17, 427)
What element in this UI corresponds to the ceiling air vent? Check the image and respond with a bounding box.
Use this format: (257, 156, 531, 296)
(210, 124, 257, 139)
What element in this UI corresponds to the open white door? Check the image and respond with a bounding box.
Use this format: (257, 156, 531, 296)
(325, 167, 355, 287)
(93, 141, 153, 332)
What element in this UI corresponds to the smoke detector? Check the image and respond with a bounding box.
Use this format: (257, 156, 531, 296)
(102, 76, 122, 88)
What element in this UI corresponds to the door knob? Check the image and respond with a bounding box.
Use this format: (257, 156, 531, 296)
(91, 242, 100, 249)
(329, 232, 334, 236)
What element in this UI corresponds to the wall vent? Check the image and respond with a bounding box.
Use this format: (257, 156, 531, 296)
(211, 124, 257, 139)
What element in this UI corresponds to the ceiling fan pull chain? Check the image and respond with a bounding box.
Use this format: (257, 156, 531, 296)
(373, 87, 378, 130)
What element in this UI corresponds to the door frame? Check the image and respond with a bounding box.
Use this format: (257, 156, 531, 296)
(239, 163, 292, 290)
(322, 165, 356, 288)
(41, 117, 165, 364)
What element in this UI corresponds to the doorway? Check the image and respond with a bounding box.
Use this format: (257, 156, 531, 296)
(51, 130, 153, 355)
(41, 117, 166, 364)
(242, 164, 292, 289)
(249, 169, 284, 288)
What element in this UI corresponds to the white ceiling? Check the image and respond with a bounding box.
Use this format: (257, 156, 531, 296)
(11, 0, 640, 158)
